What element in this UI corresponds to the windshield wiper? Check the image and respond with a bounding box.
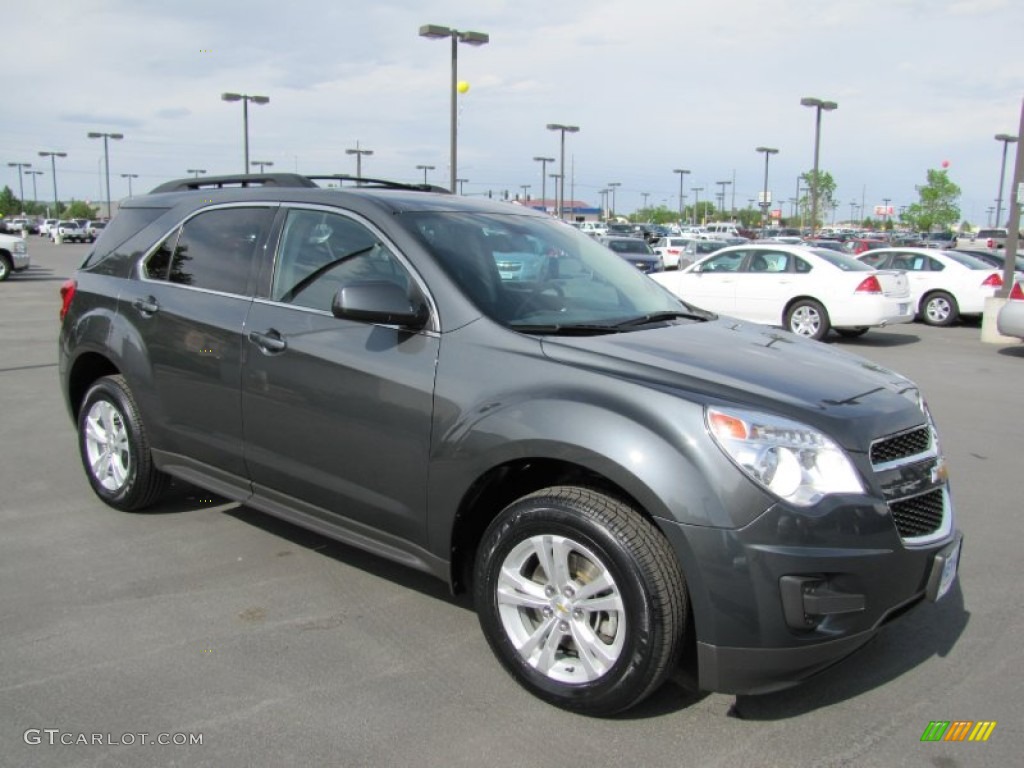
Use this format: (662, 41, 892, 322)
(613, 309, 713, 328)
(510, 323, 625, 336)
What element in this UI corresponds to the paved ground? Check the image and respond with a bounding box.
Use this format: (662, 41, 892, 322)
(1, 238, 1021, 767)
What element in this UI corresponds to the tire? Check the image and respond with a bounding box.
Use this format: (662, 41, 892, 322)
(835, 327, 869, 338)
(474, 486, 687, 715)
(920, 291, 959, 326)
(785, 299, 831, 340)
(0, 254, 10, 281)
(77, 375, 169, 511)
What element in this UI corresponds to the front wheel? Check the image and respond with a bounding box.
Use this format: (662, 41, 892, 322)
(921, 291, 959, 326)
(785, 299, 831, 340)
(474, 487, 687, 715)
(0, 254, 11, 281)
(78, 375, 169, 511)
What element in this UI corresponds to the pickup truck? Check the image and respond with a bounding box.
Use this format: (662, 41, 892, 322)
(0, 232, 31, 280)
(52, 220, 90, 243)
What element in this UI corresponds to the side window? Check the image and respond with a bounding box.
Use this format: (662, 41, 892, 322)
(860, 252, 887, 268)
(793, 256, 812, 273)
(927, 257, 945, 271)
(164, 207, 273, 294)
(702, 251, 744, 272)
(748, 250, 789, 273)
(144, 238, 176, 281)
(272, 209, 410, 312)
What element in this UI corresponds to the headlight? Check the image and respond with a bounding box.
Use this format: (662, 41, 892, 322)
(707, 406, 864, 506)
(13, 241, 27, 254)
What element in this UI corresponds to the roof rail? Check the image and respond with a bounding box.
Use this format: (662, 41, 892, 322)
(149, 173, 320, 193)
(305, 174, 451, 194)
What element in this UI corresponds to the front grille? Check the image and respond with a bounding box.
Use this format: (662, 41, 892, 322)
(870, 426, 931, 466)
(889, 489, 945, 538)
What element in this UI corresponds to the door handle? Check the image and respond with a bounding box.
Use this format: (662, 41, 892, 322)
(248, 330, 287, 353)
(132, 296, 159, 315)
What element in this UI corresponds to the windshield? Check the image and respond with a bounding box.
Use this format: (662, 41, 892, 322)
(400, 211, 691, 331)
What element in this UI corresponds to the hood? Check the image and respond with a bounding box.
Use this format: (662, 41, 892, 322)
(540, 317, 924, 451)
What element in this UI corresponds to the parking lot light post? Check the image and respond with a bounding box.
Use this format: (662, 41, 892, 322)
(89, 132, 124, 220)
(549, 174, 562, 214)
(716, 180, 732, 221)
(455, 177, 469, 195)
(882, 197, 891, 230)
(416, 164, 436, 185)
(251, 160, 273, 173)
(800, 97, 837, 236)
(221, 92, 269, 174)
(345, 141, 373, 181)
(546, 124, 579, 220)
(756, 147, 778, 236)
(38, 151, 67, 217)
(7, 162, 30, 209)
(419, 25, 489, 193)
(519, 184, 530, 200)
(994, 133, 1019, 228)
(608, 182, 621, 219)
(27, 170, 43, 205)
(691, 187, 703, 226)
(849, 200, 857, 225)
(673, 169, 690, 224)
(119, 174, 138, 198)
(533, 157, 555, 213)
(187, 169, 207, 179)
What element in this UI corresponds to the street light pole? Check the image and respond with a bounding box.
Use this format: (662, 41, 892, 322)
(88, 132, 124, 220)
(716, 180, 732, 221)
(7, 162, 30, 208)
(416, 164, 436, 185)
(755, 147, 779, 237)
(673, 169, 690, 224)
(800, 97, 838, 235)
(121, 173, 138, 197)
(419, 25, 490, 193)
(221, 92, 270, 173)
(345, 141, 373, 181)
(849, 200, 857, 225)
(38, 151, 67, 217)
(26, 170, 43, 206)
(994, 133, 1019, 228)
(520, 184, 531, 200)
(533, 157, 555, 213)
(549, 174, 562, 214)
(608, 182, 621, 219)
(546, 123, 579, 220)
(641, 192, 650, 213)
(691, 187, 703, 226)
(251, 160, 274, 173)
(187, 169, 207, 178)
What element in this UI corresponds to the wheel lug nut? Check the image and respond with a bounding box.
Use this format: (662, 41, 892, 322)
(542, 606, 553, 618)
(563, 586, 575, 598)
(544, 585, 556, 598)
(572, 608, 583, 620)
(558, 621, 570, 632)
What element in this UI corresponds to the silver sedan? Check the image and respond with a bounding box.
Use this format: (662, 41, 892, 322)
(996, 279, 1024, 340)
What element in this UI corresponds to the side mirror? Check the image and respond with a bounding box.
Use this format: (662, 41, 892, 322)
(331, 280, 429, 329)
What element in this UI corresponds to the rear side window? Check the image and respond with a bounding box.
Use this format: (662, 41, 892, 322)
(149, 207, 274, 295)
(82, 206, 171, 268)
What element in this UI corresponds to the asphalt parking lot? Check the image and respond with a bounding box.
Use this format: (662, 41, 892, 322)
(2, 238, 1021, 767)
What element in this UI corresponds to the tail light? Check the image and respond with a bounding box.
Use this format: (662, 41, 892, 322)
(981, 273, 1003, 289)
(854, 275, 882, 294)
(1010, 281, 1024, 301)
(59, 279, 76, 322)
(986, 238, 995, 248)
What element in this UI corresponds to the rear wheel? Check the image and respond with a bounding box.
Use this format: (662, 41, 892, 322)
(921, 291, 959, 326)
(474, 486, 687, 715)
(78, 375, 169, 511)
(785, 299, 831, 340)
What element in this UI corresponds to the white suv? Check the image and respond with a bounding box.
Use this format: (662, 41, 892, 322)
(0, 232, 31, 280)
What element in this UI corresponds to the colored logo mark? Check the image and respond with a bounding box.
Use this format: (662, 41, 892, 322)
(921, 721, 997, 742)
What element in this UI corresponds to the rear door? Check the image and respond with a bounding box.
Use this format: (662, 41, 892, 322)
(241, 206, 439, 546)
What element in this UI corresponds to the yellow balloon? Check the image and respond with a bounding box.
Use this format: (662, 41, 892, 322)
(457, 80, 470, 94)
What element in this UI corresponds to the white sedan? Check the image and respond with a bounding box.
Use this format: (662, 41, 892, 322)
(857, 248, 1004, 326)
(997, 278, 1024, 340)
(651, 237, 693, 269)
(652, 244, 913, 340)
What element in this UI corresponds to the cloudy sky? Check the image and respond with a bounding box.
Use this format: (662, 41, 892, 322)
(3, 0, 1022, 225)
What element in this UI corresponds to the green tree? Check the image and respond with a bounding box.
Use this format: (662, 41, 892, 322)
(64, 200, 100, 219)
(0, 185, 22, 217)
(902, 169, 961, 232)
(799, 170, 837, 227)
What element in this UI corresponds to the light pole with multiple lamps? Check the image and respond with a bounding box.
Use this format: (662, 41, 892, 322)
(419, 24, 489, 193)
(800, 96, 837, 234)
(88, 132, 124, 220)
(673, 169, 690, 224)
(121, 173, 138, 197)
(533, 156, 554, 213)
(416, 164, 436, 185)
(519, 184, 531, 200)
(251, 160, 273, 173)
(546, 123, 579, 220)
(716, 180, 732, 220)
(755, 146, 778, 236)
(993, 132, 1019, 228)
(221, 92, 270, 173)
(7, 162, 30, 208)
(549, 174, 562, 214)
(38, 151, 67, 217)
(608, 181, 621, 219)
(187, 169, 207, 178)
(26, 170, 43, 206)
(346, 141, 373, 181)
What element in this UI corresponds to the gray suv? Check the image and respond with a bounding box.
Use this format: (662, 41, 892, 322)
(59, 173, 962, 715)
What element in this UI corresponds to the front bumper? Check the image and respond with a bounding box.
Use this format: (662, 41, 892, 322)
(13, 252, 30, 271)
(659, 498, 961, 695)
